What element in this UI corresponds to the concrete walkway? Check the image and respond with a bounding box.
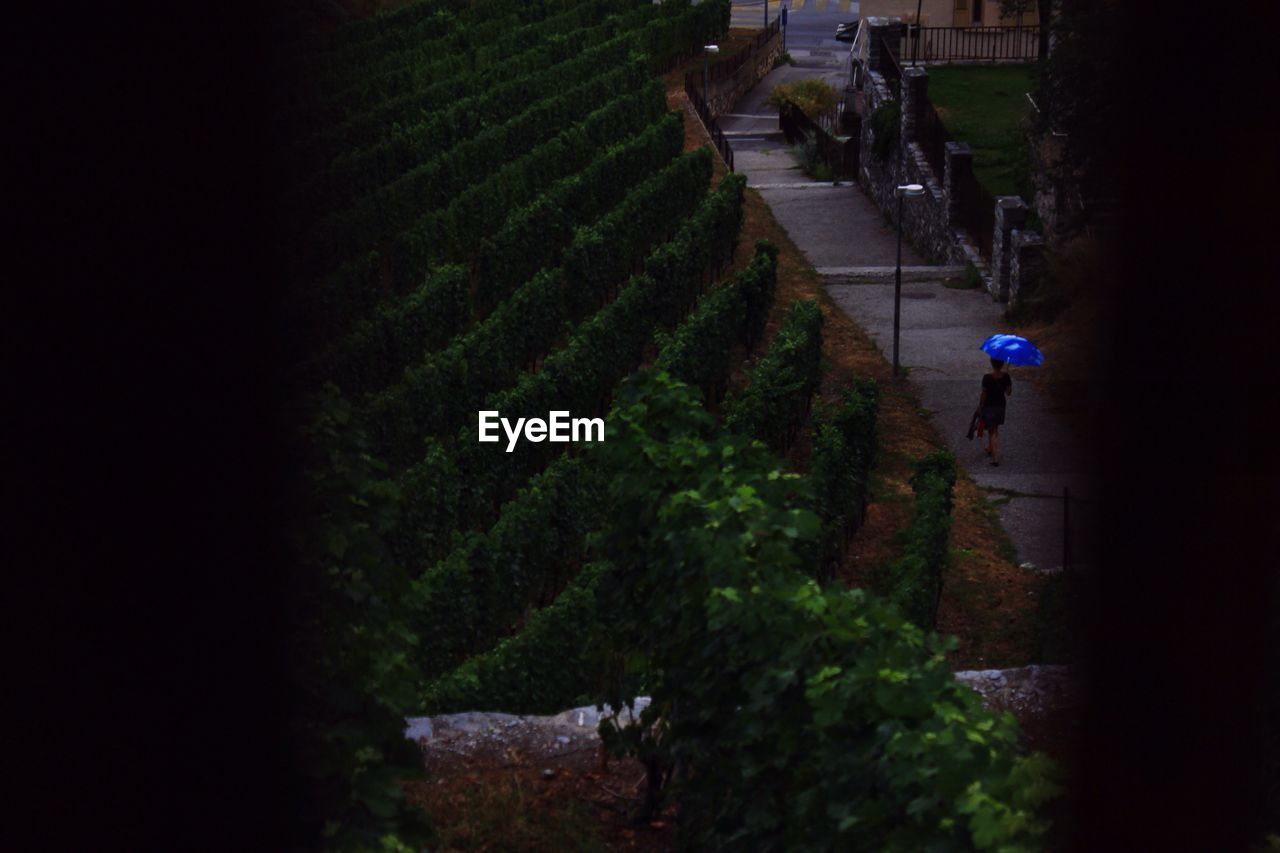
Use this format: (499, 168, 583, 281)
(723, 65, 922, 269)
(718, 66, 1096, 573)
(827, 280, 1097, 573)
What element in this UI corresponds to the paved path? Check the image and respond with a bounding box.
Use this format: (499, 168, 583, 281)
(827, 280, 1097, 572)
(716, 63, 1096, 573)
(730, 0, 858, 56)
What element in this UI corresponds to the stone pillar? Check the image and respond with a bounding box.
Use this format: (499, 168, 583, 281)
(900, 67, 928, 144)
(866, 18, 904, 75)
(1009, 229, 1045, 306)
(943, 141, 973, 225)
(990, 196, 1028, 302)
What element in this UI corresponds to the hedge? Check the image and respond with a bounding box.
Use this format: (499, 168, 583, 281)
(722, 298, 825, 453)
(364, 146, 712, 466)
(654, 240, 778, 402)
(806, 378, 879, 578)
(386, 175, 747, 570)
(872, 449, 958, 630)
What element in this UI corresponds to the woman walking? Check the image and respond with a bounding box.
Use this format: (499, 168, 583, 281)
(979, 357, 1012, 465)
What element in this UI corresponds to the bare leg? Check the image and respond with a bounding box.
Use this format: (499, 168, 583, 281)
(989, 428, 999, 465)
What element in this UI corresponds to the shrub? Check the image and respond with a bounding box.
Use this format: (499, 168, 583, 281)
(965, 259, 985, 290)
(806, 379, 879, 577)
(873, 449, 958, 630)
(766, 77, 840, 121)
(722, 298, 824, 454)
(594, 373, 1058, 849)
(793, 131, 820, 174)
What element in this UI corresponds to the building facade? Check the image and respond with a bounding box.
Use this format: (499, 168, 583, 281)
(859, 0, 1041, 28)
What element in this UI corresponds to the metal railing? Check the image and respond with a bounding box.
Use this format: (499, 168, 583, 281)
(878, 36, 902, 85)
(917, 25, 1040, 62)
(778, 100, 859, 178)
(685, 79, 734, 172)
(700, 17, 781, 85)
(684, 16, 781, 121)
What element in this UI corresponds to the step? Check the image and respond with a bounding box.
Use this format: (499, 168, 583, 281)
(819, 265, 968, 283)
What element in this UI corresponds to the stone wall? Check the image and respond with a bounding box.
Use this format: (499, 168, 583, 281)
(1009, 228, 1045, 305)
(705, 28, 784, 116)
(857, 28, 953, 264)
(855, 17, 1047, 302)
(990, 196, 1027, 301)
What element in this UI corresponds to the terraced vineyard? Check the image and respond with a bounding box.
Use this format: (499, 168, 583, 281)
(274, 0, 1056, 848)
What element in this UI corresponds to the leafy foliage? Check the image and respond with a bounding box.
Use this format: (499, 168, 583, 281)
(766, 77, 841, 121)
(483, 128, 704, 318)
(411, 242, 780, 709)
(301, 79, 669, 344)
(420, 561, 614, 716)
(873, 450, 958, 630)
(365, 147, 714, 467)
(403, 455, 608, 685)
(384, 174, 747, 571)
(306, 265, 469, 398)
(722, 298, 824, 454)
(308, 60, 658, 282)
(806, 379, 879, 579)
(592, 372, 1058, 849)
(294, 26, 648, 224)
(290, 387, 433, 849)
(655, 240, 778, 402)
(1034, 0, 1122, 196)
(279, 0, 736, 845)
(387, 78, 669, 291)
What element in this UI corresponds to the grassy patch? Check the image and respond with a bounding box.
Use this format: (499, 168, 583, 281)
(974, 495, 1020, 563)
(926, 64, 1035, 198)
(943, 262, 983, 290)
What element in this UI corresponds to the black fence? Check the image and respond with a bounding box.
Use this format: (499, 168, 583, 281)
(919, 85, 994, 258)
(953, 165, 994, 259)
(778, 101, 859, 178)
(678, 17, 784, 174)
(878, 36, 902, 86)
(685, 80, 734, 172)
(697, 17, 781, 86)
(916, 26, 1040, 62)
(919, 99, 950, 180)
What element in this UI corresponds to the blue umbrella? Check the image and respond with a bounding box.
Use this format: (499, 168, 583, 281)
(981, 334, 1044, 366)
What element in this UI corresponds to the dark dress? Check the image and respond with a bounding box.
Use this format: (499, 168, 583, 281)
(981, 372, 1012, 428)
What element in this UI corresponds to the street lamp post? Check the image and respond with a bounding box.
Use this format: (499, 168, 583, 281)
(912, 0, 923, 65)
(703, 44, 720, 107)
(892, 183, 925, 377)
